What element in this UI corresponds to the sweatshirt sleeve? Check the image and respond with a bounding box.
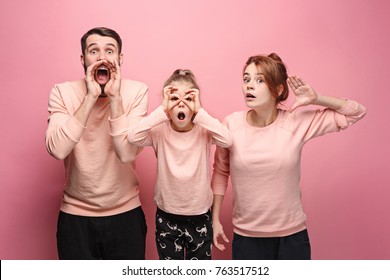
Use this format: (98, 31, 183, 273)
(193, 108, 233, 148)
(109, 82, 149, 162)
(127, 106, 169, 147)
(210, 116, 232, 196)
(45, 84, 86, 160)
(296, 99, 367, 143)
(211, 145, 231, 196)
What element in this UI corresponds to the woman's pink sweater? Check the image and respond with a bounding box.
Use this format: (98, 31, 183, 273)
(212, 100, 366, 237)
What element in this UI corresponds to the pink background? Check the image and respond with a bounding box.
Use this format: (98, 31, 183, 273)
(1, 0, 389, 260)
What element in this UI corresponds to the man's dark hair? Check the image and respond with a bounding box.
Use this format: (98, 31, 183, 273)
(81, 27, 122, 55)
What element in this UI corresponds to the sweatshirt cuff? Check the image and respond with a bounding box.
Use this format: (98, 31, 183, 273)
(336, 99, 359, 115)
(154, 106, 170, 122)
(211, 173, 228, 195)
(212, 182, 227, 196)
(192, 108, 207, 124)
(109, 114, 128, 136)
(334, 99, 360, 128)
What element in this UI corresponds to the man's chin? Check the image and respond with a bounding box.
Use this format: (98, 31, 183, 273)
(99, 85, 107, 97)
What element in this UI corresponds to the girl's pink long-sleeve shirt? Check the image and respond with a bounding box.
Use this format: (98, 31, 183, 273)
(212, 100, 366, 237)
(45, 79, 148, 216)
(128, 106, 232, 216)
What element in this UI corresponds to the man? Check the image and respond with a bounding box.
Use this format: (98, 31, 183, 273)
(45, 27, 148, 259)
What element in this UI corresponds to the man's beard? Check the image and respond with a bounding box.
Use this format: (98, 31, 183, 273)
(99, 84, 107, 98)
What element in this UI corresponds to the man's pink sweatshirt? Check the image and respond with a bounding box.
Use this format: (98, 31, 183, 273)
(46, 79, 148, 216)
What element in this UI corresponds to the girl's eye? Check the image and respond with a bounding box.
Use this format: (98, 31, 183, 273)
(243, 77, 250, 83)
(170, 97, 179, 101)
(256, 79, 263, 83)
(185, 97, 192, 101)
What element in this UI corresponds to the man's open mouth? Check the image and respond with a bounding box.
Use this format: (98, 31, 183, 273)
(95, 65, 110, 85)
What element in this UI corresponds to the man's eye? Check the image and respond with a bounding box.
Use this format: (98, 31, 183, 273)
(91, 50, 98, 54)
(106, 50, 113, 54)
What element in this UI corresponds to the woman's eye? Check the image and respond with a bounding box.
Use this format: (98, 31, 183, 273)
(257, 79, 263, 83)
(243, 78, 250, 83)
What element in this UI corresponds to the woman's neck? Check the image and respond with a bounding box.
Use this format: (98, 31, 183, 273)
(247, 106, 279, 128)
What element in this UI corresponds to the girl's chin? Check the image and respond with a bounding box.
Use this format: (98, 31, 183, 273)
(170, 120, 194, 132)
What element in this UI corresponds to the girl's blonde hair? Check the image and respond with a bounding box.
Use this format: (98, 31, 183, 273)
(163, 69, 200, 90)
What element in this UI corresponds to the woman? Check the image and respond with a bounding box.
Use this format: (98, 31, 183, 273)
(211, 53, 366, 260)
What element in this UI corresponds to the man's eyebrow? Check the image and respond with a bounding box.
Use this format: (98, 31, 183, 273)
(86, 43, 97, 49)
(105, 43, 117, 49)
(86, 43, 117, 49)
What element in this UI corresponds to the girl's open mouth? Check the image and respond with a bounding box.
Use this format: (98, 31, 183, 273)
(178, 112, 186, 121)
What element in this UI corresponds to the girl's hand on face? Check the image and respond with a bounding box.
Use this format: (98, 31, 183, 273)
(162, 86, 180, 115)
(162, 86, 173, 112)
(182, 89, 201, 114)
(288, 75, 318, 112)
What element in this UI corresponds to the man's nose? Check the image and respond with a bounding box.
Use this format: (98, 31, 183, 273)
(98, 52, 107, 60)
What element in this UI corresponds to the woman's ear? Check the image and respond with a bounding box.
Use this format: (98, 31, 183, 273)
(277, 85, 284, 96)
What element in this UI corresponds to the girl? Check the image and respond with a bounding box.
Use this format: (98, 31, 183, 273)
(128, 69, 232, 260)
(211, 53, 366, 260)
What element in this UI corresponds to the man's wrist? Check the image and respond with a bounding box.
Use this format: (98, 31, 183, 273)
(108, 93, 122, 102)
